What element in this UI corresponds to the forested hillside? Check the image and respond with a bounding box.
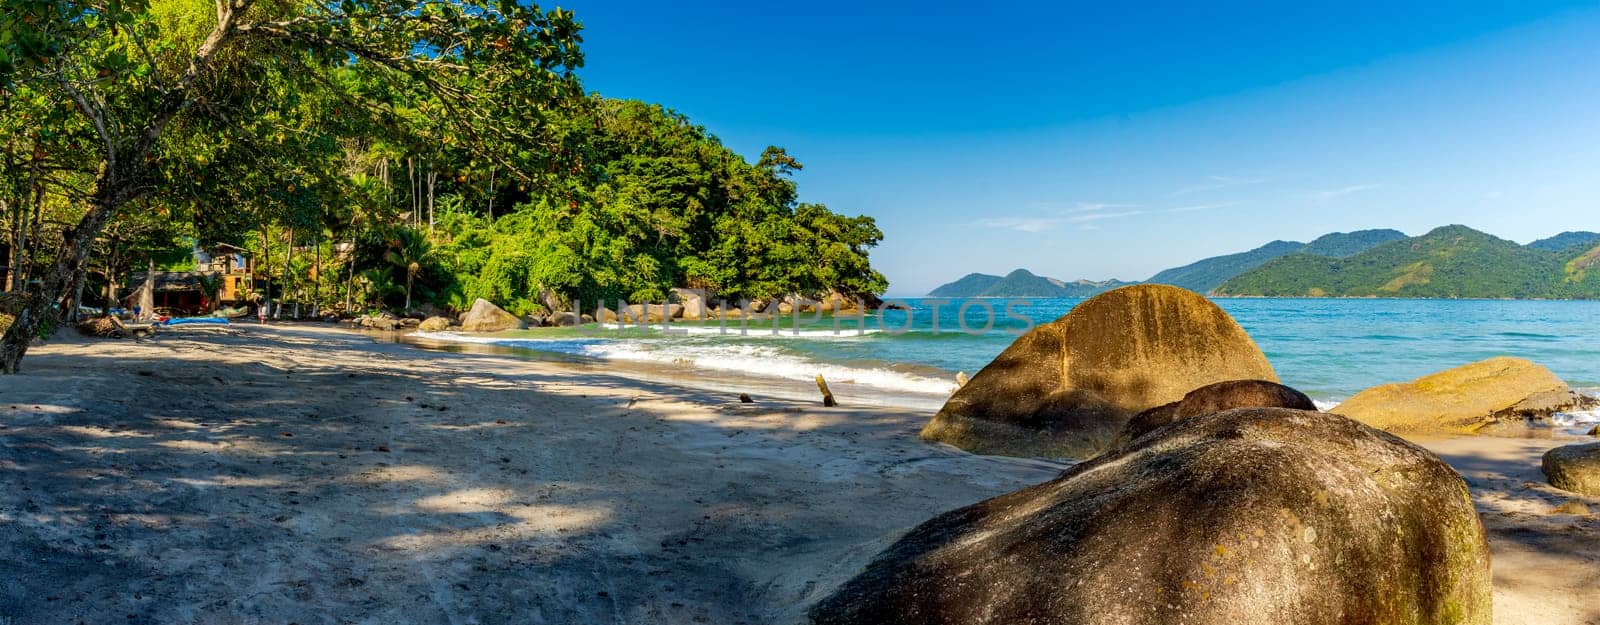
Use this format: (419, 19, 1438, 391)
(1216, 225, 1600, 298)
(0, 0, 886, 371)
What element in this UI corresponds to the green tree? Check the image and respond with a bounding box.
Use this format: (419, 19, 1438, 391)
(0, 0, 585, 372)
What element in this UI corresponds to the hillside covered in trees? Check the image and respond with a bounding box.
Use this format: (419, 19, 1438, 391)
(1145, 229, 1407, 293)
(1215, 225, 1600, 298)
(927, 269, 1131, 297)
(0, 0, 886, 371)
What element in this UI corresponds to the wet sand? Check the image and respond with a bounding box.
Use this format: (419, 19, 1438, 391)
(0, 324, 1595, 624)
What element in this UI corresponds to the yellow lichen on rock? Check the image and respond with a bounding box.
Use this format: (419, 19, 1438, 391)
(1333, 356, 1584, 434)
(922, 284, 1276, 458)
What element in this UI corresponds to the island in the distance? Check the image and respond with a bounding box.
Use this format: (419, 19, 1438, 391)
(927, 226, 1600, 299)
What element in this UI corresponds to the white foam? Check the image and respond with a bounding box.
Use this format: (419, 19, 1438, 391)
(579, 341, 958, 396)
(413, 332, 957, 397)
(1552, 410, 1600, 427)
(1312, 399, 1343, 412)
(593, 322, 883, 338)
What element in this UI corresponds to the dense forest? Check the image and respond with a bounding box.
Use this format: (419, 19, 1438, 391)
(0, 0, 886, 372)
(1215, 225, 1600, 298)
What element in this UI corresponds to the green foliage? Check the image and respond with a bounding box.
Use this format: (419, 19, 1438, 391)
(428, 98, 888, 312)
(0, 0, 887, 350)
(1217, 225, 1600, 299)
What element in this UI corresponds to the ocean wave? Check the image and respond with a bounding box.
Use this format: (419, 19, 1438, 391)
(414, 331, 959, 396)
(583, 342, 959, 396)
(1552, 410, 1600, 427)
(594, 322, 883, 338)
(1312, 399, 1343, 412)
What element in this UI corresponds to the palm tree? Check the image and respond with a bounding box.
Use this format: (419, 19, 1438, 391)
(194, 273, 224, 313)
(383, 229, 432, 311)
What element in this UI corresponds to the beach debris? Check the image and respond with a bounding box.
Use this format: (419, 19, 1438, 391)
(816, 374, 837, 407)
(811, 408, 1491, 625)
(1111, 379, 1315, 448)
(1334, 357, 1594, 435)
(1588, 424, 1599, 437)
(921, 284, 1276, 459)
(1551, 500, 1592, 516)
(954, 371, 968, 387)
(1542, 442, 1600, 496)
(739, 393, 753, 403)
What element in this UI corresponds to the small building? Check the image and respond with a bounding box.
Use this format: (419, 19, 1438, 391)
(123, 244, 262, 316)
(123, 272, 207, 315)
(195, 243, 256, 304)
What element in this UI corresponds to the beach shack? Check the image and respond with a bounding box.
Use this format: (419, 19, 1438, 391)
(122, 244, 261, 315)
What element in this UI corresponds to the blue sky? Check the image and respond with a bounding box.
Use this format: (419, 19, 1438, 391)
(556, 2, 1600, 295)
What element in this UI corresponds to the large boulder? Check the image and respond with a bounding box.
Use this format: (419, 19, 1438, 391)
(620, 303, 682, 323)
(812, 408, 1492, 625)
(672, 288, 711, 320)
(1543, 442, 1600, 496)
(920, 284, 1277, 458)
(417, 316, 452, 332)
(458, 298, 525, 333)
(1333, 356, 1593, 434)
(1113, 379, 1315, 446)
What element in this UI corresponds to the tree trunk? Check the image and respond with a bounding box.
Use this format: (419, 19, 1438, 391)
(486, 167, 496, 219)
(407, 157, 416, 228)
(426, 167, 436, 232)
(139, 259, 154, 320)
(286, 227, 297, 319)
(3, 198, 16, 292)
(313, 232, 321, 316)
(103, 237, 119, 315)
(0, 181, 129, 373)
(67, 265, 86, 323)
(261, 226, 272, 319)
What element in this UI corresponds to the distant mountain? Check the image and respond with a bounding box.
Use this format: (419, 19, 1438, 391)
(1145, 229, 1408, 293)
(1528, 231, 1600, 253)
(1216, 225, 1600, 299)
(1144, 240, 1304, 294)
(1299, 229, 1409, 257)
(927, 273, 1002, 298)
(927, 269, 1134, 298)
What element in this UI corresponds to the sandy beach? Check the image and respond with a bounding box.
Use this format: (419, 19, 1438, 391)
(1, 324, 1596, 624)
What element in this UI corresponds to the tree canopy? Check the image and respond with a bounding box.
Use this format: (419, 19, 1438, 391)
(0, 0, 888, 371)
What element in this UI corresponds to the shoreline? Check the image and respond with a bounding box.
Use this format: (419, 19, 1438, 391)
(395, 325, 1600, 432)
(1, 323, 1596, 624)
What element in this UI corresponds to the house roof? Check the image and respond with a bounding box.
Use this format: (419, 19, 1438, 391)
(128, 271, 212, 292)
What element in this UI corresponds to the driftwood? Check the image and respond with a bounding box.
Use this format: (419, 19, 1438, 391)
(815, 374, 837, 407)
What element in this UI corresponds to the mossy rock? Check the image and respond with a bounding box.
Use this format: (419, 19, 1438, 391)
(1112, 379, 1315, 447)
(921, 284, 1276, 458)
(1334, 357, 1586, 434)
(814, 408, 1492, 625)
(1543, 443, 1600, 496)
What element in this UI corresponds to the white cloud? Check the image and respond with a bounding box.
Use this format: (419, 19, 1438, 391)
(1171, 175, 1265, 196)
(976, 201, 1240, 232)
(1165, 202, 1240, 213)
(1308, 184, 1378, 201)
(975, 217, 1069, 232)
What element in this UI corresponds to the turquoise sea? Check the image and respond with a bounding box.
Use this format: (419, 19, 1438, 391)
(416, 297, 1600, 420)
